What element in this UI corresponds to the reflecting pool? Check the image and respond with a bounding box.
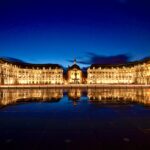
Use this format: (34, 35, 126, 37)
(0, 88, 150, 150)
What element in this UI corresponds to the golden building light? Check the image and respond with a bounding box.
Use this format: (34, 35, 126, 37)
(67, 59, 82, 84)
(0, 58, 63, 85)
(87, 60, 150, 85)
(0, 58, 150, 85)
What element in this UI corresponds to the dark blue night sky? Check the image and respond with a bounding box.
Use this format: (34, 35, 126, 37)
(0, 0, 150, 67)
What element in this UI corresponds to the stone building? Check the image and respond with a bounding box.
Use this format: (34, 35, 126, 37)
(67, 59, 82, 84)
(0, 58, 63, 85)
(87, 59, 150, 84)
(1, 57, 150, 85)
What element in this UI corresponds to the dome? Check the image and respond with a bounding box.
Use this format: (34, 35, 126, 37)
(68, 59, 81, 70)
(69, 64, 81, 70)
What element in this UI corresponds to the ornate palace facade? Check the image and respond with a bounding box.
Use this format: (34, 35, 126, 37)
(87, 59, 150, 84)
(67, 59, 82, 84)
(0, 58, 63, 85)
(0, 58, 150, 85)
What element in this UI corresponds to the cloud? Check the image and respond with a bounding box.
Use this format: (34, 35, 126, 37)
(141, 56, 150, 61)
(68, 52, 131, 65)
(0, 57, 26, 63)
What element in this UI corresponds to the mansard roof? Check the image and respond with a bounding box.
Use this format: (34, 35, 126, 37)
(0, 58, 62, 69)
(89, 58, 150, 69)
(67, 59, 81, 71)
(68, 64, 81, 70)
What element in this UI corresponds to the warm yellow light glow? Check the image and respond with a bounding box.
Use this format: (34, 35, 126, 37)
(87, 63, 150, 84)
(0, 59, 150, 85)
(0, 88, 150, 107)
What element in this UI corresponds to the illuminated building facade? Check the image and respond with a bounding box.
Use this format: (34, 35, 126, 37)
(67, 59, 82, 84)
(0, 58, 63, 85)
(87, 59, 150, 84)
(1, 58, 150, 85)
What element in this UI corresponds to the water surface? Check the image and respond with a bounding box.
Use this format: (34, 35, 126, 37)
(0, 88, 150, 150)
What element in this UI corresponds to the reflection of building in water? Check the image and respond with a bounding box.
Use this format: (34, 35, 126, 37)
(88, 88, 150, 105)
(1, 88, 150, 107)
(68, 88, 82, 100)
(0, 89, 63, 106)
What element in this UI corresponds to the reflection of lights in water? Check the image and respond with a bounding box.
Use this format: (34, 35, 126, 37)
(88, 88, 150, 105)
(0, 89, 63, 106)
(68, 89, 81, 100)
(0, 88, 150, 107)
